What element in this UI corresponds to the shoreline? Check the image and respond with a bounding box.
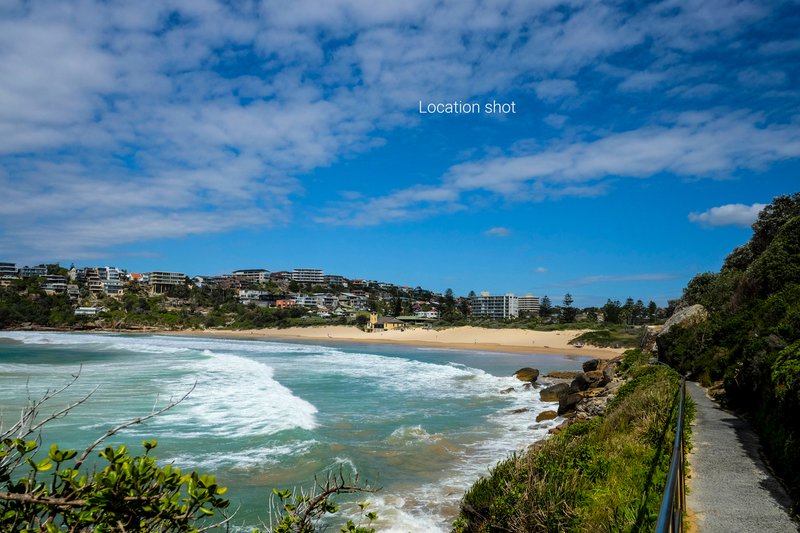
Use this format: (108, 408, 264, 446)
(3, 325, 626, 359)
(160, 325, 625, 359)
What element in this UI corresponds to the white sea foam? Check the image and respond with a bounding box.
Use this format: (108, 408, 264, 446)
(167, 440, 319, 470)
(293, 349, 519, 400)
(151, 350, 318, 438)
(385, 425, 444, 446)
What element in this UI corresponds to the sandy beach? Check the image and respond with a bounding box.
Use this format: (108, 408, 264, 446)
(174, 325, 626, 359)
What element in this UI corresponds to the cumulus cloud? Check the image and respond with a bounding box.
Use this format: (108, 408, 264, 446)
(0, 0, 793, 259)
(485, 227, 511, 237)
(688, 203, 767, 227)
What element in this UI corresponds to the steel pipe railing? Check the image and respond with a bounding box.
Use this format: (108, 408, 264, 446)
(656, 378, 687, 533)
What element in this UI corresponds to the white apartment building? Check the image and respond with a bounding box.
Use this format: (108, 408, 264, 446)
(470, 292, 519, 319)
(291, 268, 324, 284)
(19, 265, 47, 278)
(148, 271, 186, 293)
(42, 275, 68, 294)
(518, 294, 541, 316)
(233, 269, 271, 284)
(0, 262, 18, 279)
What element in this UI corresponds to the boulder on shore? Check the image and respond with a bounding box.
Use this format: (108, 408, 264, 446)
(582, 358, 601, 372)
(558, 392, 583, 415)
(540, 382, 570, 402)
(536, 410, 558, 422)
(514, 367, 540, 382)
(568, 373, 590, 393)
(499, 387, 515, 394)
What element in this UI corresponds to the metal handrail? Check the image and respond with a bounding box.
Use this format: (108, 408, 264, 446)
(656, 378, 687, 533)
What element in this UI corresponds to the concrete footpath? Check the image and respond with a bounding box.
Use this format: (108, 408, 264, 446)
(686, 382, 798, 532)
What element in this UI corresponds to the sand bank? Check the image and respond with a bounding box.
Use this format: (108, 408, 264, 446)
(173, 325, 625, 359)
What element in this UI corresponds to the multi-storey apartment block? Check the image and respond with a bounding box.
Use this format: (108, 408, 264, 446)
(41, 275, 68, 294)
(147, 271, 186, 293)
(323, 274, 348, 287)
(470, 292, 519, 319)
(0, 262, 18, 284)
(233, 269, 271, 284)
(19, 265, 47, 278)
(291, 268, 324, 284)
(518, 294, 541, 316)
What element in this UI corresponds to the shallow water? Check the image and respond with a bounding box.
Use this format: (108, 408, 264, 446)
(0, 331, 585, 531)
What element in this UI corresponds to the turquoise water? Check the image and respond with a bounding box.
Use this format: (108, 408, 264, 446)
(0, 332, 585, 531)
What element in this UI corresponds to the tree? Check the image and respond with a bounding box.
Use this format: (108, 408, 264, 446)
(539, 296, 552, 318)
(561, 293, 577, 323)
(647, 300, 658, 322)
(391, 298, 402, 317)
(633, 299, 646, 325)
(442, 288, 456, 319)
(602, 299, 622, 324)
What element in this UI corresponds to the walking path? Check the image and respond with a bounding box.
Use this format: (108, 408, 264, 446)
(686, 382, 798, 532)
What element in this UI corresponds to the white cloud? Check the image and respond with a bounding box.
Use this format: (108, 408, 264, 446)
(688, 203, 767, 227)
(533, 79, 578, 102)
(485, 227, 511, 237)
(535, 267, 548, 273)
(321, 111, 800, 226)
(0, 0, 790, 258)
(544, 114, 568, 128)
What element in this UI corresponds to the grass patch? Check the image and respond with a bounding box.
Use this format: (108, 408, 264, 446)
(454, 350, 693, 533)
(570, 327, 642, 348)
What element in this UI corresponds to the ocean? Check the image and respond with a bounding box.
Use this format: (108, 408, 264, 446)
(0, 331, 585, 532)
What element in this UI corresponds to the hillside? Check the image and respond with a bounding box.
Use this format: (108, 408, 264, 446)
(656, 192, 800, 515)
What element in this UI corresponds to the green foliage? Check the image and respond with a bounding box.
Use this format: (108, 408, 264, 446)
(264, 475, 377, 533)
(741, 216, 800, 300)
(0, 440, 230, 532)
(682, 270, 742, 313)
(658, 193, 800, 515)
(456, 351, 691, 532)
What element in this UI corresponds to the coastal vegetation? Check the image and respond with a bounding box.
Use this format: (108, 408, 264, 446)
(454, 349, 692, 533)
(656, 192, 800, 514)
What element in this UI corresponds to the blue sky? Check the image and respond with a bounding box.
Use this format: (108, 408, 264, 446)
(1, 0, 799, 306)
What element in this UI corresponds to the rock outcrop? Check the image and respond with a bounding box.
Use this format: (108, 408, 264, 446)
(540, 383, 570, 402)
(582, 359, 601, 372)
(514, 367, 540, 382)
(536, 410, 558, 422)
(658, 304, 709, 338)
(543, 357, 625, 425)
